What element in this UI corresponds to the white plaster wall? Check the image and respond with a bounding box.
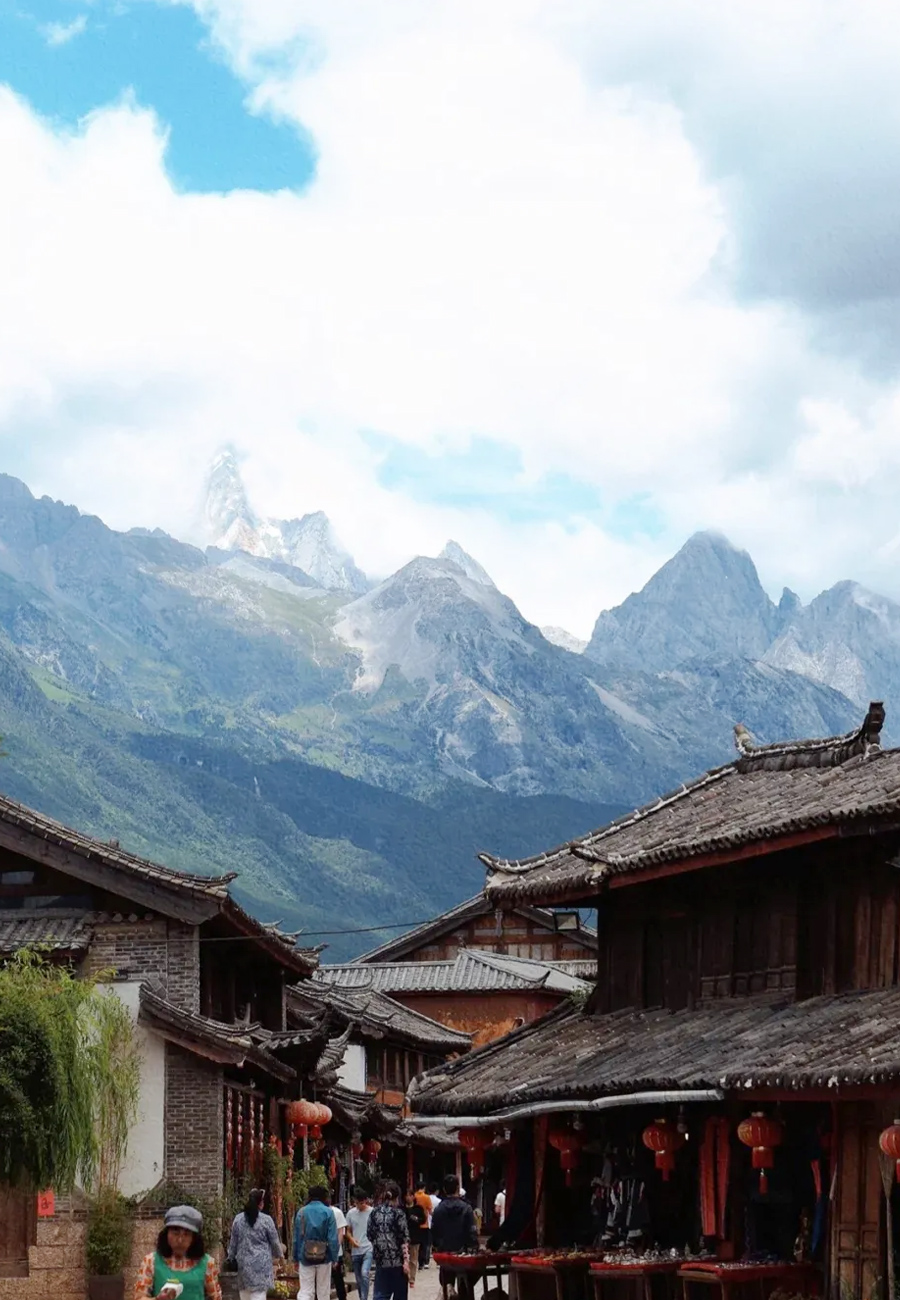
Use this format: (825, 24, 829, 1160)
(336, 1043, 367, 1092)
(103, 981, 166, 1197)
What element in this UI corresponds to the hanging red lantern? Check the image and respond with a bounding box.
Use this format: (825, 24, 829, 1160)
(309, 1102, 333, 1139)
(879, 1119, 900, 1181)
(459, 1128, 493, 1178)
(548, 1122, 587, 1187)
(363, 1138, 382, 1165)
(737, 1112, 784, 1195)
(642, 1119, 685, 1183)
(288, 1099, 319, 1138)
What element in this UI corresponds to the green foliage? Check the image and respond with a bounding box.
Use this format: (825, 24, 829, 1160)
(86, 988, 143, 1193)
(85, 1187, 134, 1276)
(0, 953, 96, 1190)
(0, 953, 141, 1194)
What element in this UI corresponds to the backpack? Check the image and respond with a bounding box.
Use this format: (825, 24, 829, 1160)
(300, 1208, 329, 1265)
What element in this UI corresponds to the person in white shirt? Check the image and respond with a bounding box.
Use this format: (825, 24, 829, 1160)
(347, 1188, 374, 1300)
(331, 1204, 348, 1300)
(493, 1186, 506, 1226)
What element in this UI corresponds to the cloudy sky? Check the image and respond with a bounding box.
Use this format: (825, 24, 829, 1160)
(3, 0, 900, 636)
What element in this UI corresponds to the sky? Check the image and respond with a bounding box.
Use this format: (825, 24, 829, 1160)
(4, 1, 900, 637)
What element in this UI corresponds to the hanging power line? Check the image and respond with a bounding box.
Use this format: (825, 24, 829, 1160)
(198, 918, 435, 942)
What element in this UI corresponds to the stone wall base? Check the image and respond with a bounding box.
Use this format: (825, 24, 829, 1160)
(0, 1214, 163, 1300)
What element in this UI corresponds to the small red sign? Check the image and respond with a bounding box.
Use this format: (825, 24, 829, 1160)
(37, 1191, 55, 1217)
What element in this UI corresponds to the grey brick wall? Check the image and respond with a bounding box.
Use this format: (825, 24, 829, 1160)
(82, 917, 200, 1012)
(166, 920, 201, 1012)
(82, 918, 169, 986)
(164, 1045, 224, 1196)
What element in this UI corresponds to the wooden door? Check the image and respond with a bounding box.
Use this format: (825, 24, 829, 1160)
(833, 1104, 884, 1300)
(0, 1186, 33, 1277)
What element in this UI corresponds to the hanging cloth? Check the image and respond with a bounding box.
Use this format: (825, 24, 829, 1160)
(700, 1118, 731, 1240)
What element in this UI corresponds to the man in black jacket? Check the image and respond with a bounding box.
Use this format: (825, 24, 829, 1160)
(431, 1175, 478, 1254)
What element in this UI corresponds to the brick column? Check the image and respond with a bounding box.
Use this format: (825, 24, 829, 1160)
(165, 1046, 224, 1196)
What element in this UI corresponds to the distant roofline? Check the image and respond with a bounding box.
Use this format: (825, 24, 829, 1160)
(0, 787, 316, 974)
(355, 892, 596, 962)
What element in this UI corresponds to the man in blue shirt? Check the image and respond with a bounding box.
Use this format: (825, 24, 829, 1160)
(294, 1187, 340, 1300)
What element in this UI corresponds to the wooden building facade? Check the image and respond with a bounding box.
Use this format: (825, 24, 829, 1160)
(411, 703, 900, 1300)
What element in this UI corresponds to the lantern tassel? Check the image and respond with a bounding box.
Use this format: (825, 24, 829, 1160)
(760, 1170, 769, 1196)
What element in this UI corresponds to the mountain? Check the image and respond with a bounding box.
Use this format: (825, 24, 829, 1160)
(0, 470, 884, 955)
(586, 531, 779, 671)
(203, 450, 368, 594)
(764, 581, 900, 707)
(438, 541, 495, 588)
(541, 626, 587, 654)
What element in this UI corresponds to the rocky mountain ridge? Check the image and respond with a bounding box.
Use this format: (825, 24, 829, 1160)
(0, 467, 892, 951)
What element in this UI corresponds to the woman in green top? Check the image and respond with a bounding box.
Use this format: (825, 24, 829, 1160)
(134, 1205, 223, 1300)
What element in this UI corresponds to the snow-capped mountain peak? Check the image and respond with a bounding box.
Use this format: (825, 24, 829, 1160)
(203, 452, 368, 594)
(541, 626, 588, 654)
(204, 449, 264, 557)
(438, 540, 495, 588)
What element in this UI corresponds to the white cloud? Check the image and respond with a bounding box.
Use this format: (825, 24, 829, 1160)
(4, 3, 900, 636)
(41, 15, 88, 47)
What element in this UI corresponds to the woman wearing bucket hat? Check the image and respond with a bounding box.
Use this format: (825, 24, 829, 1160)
(134, 1205, 222, 1300)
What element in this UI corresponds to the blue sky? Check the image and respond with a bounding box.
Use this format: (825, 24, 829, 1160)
(0, 1, 315, 191)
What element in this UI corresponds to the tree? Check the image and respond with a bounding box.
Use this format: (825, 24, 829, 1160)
(0, 952, 141, 1192)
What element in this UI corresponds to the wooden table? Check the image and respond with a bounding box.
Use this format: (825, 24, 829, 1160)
(678, 1261, 821, 1300)
(590, 1259, 683, 1300)
(434, 1251, 513, 1300)
(512, 1255, 599, 1300)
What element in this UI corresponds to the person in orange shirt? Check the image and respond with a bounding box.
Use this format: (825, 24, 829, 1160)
(413, 1182, 433, 1268)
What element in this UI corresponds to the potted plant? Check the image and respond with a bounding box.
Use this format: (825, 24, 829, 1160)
(85, 1187, 134, 1300)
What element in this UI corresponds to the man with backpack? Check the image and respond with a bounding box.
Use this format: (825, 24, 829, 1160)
(294, 1187, 340, 1300)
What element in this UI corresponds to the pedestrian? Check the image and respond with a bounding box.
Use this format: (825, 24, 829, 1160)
(427, 1182, 441, 1224)
(227, 1188, 284, 1300)
(431, 1177, 479, 1300)
(404, 1190, 428, 1286)
(347, 1186, 374, 1300)
(368, 1181, 410, 1300)
(431, 1176, 478, 1255)
(293, 1186, 340, 1300)
(134, 1204, 222, 1299)
(413, 1182, 432, 1268)
(332, 1198, 349, 1300)
(493, 1184, 506, 1228)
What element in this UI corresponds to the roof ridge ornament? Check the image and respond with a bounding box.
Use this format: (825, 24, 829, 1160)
(733, 701, 885, 772)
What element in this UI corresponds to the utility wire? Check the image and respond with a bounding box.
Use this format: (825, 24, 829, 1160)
(198, 918, 435, 941)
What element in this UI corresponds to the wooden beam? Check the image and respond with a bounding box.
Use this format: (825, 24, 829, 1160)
(0, 820, 219, 924)
(605, 825, 841, 889)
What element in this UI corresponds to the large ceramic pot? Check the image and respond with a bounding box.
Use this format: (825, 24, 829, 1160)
(87, 1275, 125, 1300)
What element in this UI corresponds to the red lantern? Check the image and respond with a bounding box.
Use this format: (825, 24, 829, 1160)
(309, 1102, 333, 1139)
(879, 1119, 900, 1182)
(459, 1128, 493, 1178)
(737, 1112, 784, 1195)
(642, 1119, 685, 1183)
(548, 1123, 587, 1187)
(363, 1138, 382, 1165)
(288, 1099, 319, 1138)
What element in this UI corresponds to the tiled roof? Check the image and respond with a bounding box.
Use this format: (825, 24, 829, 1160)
(318, 949, 589, 995)
(287, 981, 471, 1054)
(0, 909, 95, 955)
(357, 894, 596, 962)
(0, 788, 317, 973)
(138, 987, 295, 1082)
(325, 1084, 402, 1135)
(410, 985, 900, 1116)
(483, 704, 900, 906)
